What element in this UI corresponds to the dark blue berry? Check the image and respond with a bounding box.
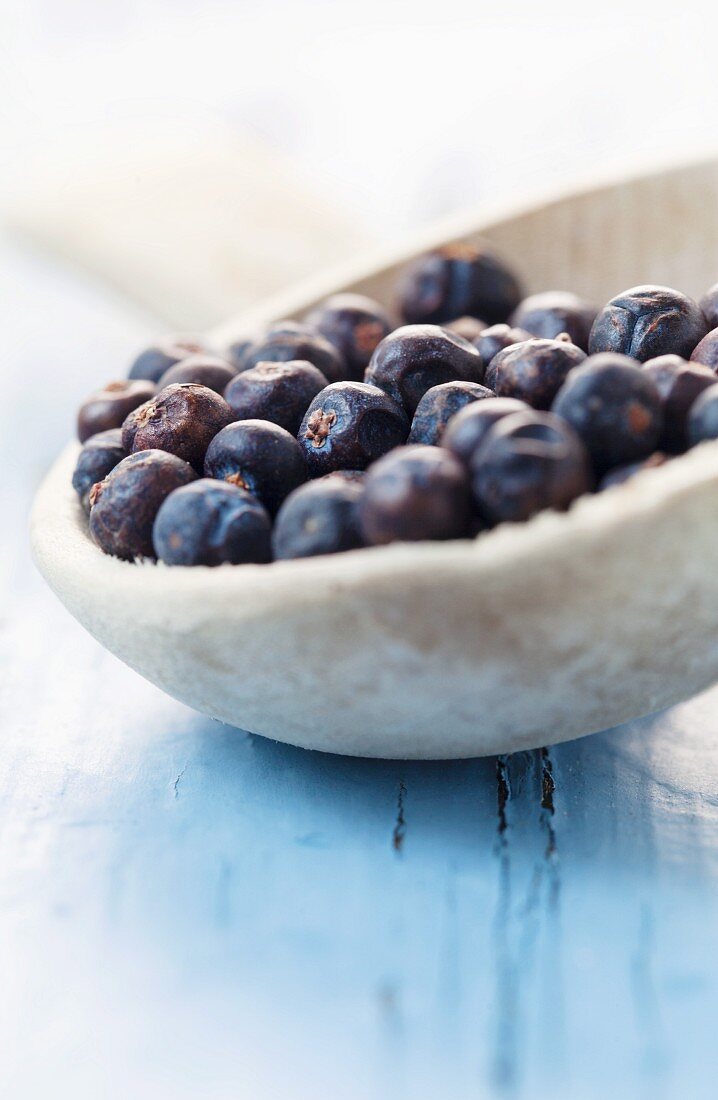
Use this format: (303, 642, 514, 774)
(398, 242, 522, 326)
(77, 379, 156, 443)
(359, 445, 471, 544)
(204, 419, 306, 515)
(442, 397, 528, 465)
(128, 336, 207, 382)
(365, 324, 483, 416)
(157, 354, 236, 394)
(471, 411, 592, 525)
(489, 336, 586, 409)
(588, 285, 707, 361)
(690, 327, 718, 373)
(298, 381, 408, 476)
(478, 324, 532, 383)
(122, 383, 232, 471)
(305, 294, 393, 381)
(510, 291, 597, 350)
(552, 353, 663, 472)
(642, 355, 716, 452)
(599, 452, 669, 490)
(152, 479, 271, 566)
(700, 284, 718, 330)
(224, 335, 254, 371)
(224, 360, 328, 434)
(72, 428, 126, 513)
(408, 381, 495, 445)
(688, 385, 718, 447)
(89, 450, 197, 560)
(234, 321, 346, 382)
(273, 478, 365, 559)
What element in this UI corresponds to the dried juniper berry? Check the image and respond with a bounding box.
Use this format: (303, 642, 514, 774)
(642, 355, 716, 452)
(700, 284, 718, 331)
(77, 379, 156, 443)
(152, 479, 271, 566)
(489, 335, 586, 410)
(89, 449, 197, 560)
(510, 291, 597, 351)
(478, 325, 532, 383)
(304, 294, 393, 381)
(204, 419, 306, 515)
(157, 354, 236, 394)
(224, 334, 255, 372)
(298, 381, 408, 476)
(72, 428, 127, 513)
(444, 316, 487, 342)
(365, 324, 483, 416)
(122, 383, 232, 471)
(128, 336, 208, 382)
(235, 321, 346, 382)
(359, 445, 472, 544)
(408, 381, 495, 445)
(224, 360, 328, 434)
(588, 285, 707, 361)
(690, 327, 718, 373)
(273, 477, 365, 559)
(397, 242, 522, 326)
(688, 385, 718, 447)
(552, 353, 663, 472)
(471, 411, 592, 525)
(442, 397, 529, 466)
(599, 452, 669, 490)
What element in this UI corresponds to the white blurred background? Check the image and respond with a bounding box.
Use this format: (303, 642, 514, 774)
(4, 0, 718, 257)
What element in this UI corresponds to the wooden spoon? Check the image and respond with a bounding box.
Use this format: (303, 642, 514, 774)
(30, 156, 718, 759)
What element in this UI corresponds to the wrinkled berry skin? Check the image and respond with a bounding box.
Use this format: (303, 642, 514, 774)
(398, 243, 522, 326)
(204, 419, 306, 515)
(235, 321, 346, 382)
(490, 336, 586, 410)
(89, 449, 197, 560)
(128, 336, 207, 382)
(588, 285, 707, 361)
(273, 478, 365, 559)
(444, 316, 487, 342)
(72, 429, 127, 513)
(642, 355, 716, 452)
(478, 325, 532, 383)
(305, 294, 393, 381)
(471, 411, 592, 525)
(688, 386, 718, 447)
(158, 354, 236, 394)
(552, 353, 663, 472)
(510, 291, 597, 351)
(700, 284, 718, 330)
(442, 397, 528, 466)
(408, 381, 495, 445)
(365, 324, 483, 416)
(690, 327, 718, 373)
(359, 445, 472, 544)
(77, 379, 156, 443)
(122, 383, 232, 471)
(224, 360, 327, 434)
(152, 479, 271, 566)
(600, 452, 669, 490)
(298, 382, 408, 476)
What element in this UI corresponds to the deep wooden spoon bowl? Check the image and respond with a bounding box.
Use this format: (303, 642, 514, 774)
(31, 157, 718, 758)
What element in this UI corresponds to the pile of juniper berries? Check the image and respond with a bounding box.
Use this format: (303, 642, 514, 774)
(72, 244, 718, 566)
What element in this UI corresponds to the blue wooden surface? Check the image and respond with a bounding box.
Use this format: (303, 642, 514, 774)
(3, 241, 718, 1099)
